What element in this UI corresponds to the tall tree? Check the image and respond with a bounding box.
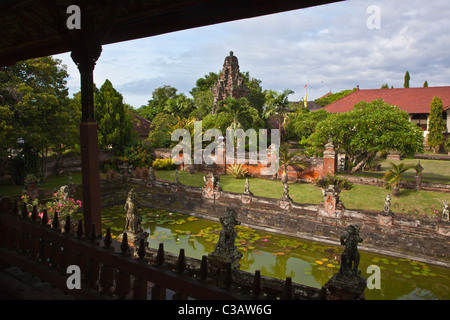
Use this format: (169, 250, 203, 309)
(136, 85, 178, 121)
(95, 79, 135, 155)
(307, 99, 424, 173)
(163, 94, 195, 119)
(423, 80, 429, 87)
(0, 57, 77, 181)
(427, 96, 446, 153)
(404, 71, 410, 88)
(286, 108, 330, 143)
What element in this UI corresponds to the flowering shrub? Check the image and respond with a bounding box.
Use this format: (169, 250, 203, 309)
(21, 190, 82, 223)
(45, 190, 82, 221)
(152, 158, 177, 170)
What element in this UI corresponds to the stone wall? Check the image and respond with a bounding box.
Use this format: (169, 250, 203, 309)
(101, 177, 450, 267)
(155, 147, 325, 181)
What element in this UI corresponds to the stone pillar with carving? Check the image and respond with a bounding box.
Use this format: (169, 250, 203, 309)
(318, 185, 345, 218)
(202, 172, 222, 200)
(322, 138, 336, 177)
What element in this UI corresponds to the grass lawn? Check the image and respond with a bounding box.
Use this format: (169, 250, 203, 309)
(156, 170, 449, 218)
(378, 159, 450, 182)
(1, 170, 446, 219)
(0, 172, 82, 198)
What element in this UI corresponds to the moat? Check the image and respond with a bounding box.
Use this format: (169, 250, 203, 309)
(92, 205, 450, 300)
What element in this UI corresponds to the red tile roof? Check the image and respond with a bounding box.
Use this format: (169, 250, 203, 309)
(323, 86, 450, 114)
(127, 110, 151, 137)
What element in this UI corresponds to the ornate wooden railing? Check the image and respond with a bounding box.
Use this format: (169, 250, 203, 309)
(0, 201, 327, 300)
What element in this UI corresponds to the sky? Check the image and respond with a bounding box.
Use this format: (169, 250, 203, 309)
(54, 0, 450, 109)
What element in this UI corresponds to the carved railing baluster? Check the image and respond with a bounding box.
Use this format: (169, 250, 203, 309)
(151, 242, 166, 300)
(115, 269, 131, 299)
(132, 276, 148, 300)
(199, 255, 208, 281)
(89, 224, 97, 243)
(72, 219, 85, 280)
(115, 235, 132, 299)
(38, 210, 50, 265)
(31, 206, 38, 221)
(12, 200, 19, 216)
(84, 224, 100, 289)
(136, 238, 146, 260)
(175, 248, 186, 273)
(155, 243, 164, 266)
(49, 212, 62, 269)
(252, 270, 261, 298)
(39, 236, 50, 266)
(76, 219, 83, 238)
(19, 203, 29, 253)
(99, 264, 114, 293)
(173, 248, 188, 300)
(282, 277, 293, 300)
(120, 233, 129, 254)
(64, 215, 71, 234)
(60, 215, 73, 269)
(103, 228, 112, 249)
(41, 209, 49, 226)
(52, 212, 60, 231)
(99, 228, 114, 294)
(28, 206, 41, 260)
(21, 203, 28, 219)
(223, 262, 233, 290)
(84, 256, 99, 289)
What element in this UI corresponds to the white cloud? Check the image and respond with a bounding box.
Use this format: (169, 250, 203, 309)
(55, 0, 450, 108)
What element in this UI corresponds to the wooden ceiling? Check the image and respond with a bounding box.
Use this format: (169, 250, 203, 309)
(0, 0, 342, 67)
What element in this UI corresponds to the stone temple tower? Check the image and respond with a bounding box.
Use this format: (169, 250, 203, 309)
(211, 51, 250, 113)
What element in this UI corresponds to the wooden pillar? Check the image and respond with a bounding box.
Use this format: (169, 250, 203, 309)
(70, 20, 103, 237)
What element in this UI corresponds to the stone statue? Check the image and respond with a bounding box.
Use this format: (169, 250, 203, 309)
(383, 194, 391, 213)
(59, 185, 69, 199)
(337, 225, 363, 281)
(244, 177, 253, 196)
(124, 188, 142, 234)
(324, 225, 367, 299)
(174, 169, 179, 184)
(208, 208, 243, 269)
(442, 200, 449, 221)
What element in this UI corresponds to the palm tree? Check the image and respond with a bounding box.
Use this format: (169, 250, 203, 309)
(263, 89, 294, 140)
(383, 162, 417, 196)
(278, 144, 307, 183)
(217, 96, 257, 130)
